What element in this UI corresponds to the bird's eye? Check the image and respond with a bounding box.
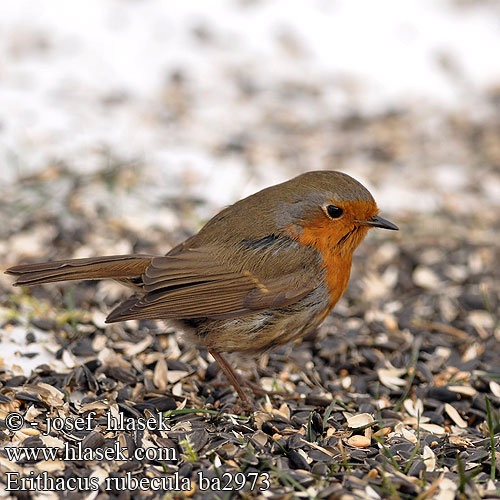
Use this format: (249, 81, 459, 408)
(325, 205, 343, 219)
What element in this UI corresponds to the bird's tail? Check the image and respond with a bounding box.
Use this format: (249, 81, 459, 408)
(5, 255, 153, 286)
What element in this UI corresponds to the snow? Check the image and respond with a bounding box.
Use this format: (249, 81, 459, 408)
(1, 0, 499, 206)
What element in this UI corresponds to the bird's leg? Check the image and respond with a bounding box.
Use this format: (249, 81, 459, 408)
(208, 348, 253, 410)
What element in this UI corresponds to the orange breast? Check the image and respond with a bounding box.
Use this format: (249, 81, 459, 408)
(312, 247, 352, 324)
(288, 217, 359, 325)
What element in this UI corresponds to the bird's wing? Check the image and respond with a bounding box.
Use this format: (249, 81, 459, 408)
(105, 246, 315, 322)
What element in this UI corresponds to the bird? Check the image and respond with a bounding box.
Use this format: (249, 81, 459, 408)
(5, 170, 398, 407)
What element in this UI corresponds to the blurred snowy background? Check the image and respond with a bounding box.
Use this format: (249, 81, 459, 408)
(1, 0, 500, 381)
(1, 0, 500, 219)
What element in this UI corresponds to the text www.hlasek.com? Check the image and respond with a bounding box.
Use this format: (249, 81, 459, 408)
(5, 441, 174, 462)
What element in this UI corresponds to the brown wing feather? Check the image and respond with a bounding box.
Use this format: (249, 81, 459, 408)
(106, 248, 316, 323)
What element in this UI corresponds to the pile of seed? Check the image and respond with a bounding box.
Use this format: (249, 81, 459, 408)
(1, 82, 500, 497)
(1, 185, 499, 499)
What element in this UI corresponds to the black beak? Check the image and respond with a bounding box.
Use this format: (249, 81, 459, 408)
(356, 215, 399, 230)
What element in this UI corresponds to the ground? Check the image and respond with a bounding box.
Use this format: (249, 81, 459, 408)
(1, 1, 500, 499)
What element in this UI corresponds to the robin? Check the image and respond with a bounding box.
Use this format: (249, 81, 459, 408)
(6, 170, 398, 407)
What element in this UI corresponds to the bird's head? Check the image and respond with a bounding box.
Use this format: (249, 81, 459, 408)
(271, 171, 398, 257)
